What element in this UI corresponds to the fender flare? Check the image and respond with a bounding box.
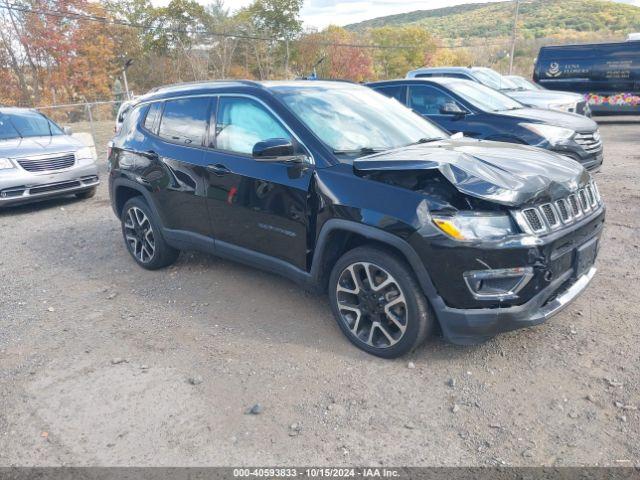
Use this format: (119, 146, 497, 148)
(309, 218, 440, 301)
(111, 177, 164, 224)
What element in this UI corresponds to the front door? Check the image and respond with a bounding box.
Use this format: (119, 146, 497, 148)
(407, 84, 468, 135)
(203, 96, 314, 271)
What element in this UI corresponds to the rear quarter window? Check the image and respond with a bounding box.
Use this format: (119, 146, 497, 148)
(143, 102, 162, 133)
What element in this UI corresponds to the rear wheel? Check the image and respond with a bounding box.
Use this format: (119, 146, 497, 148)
(328, 246, 433, 358)
(121, 196, 179, 270)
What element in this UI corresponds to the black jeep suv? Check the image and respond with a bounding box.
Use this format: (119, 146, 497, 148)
(108, 80, 605, 358)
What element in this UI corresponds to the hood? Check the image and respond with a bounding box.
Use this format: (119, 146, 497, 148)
(504, 89, 583, 108)
(0, 135, 83, 158)
(353, 139, 590, 207)
(495, 107, 597, 132)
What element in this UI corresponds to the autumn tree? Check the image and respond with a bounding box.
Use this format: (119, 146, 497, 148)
(369, 26, 437, 79)
(294, 26, 373, 82)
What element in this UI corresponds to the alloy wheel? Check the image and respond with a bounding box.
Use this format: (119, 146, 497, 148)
(124, 206, 156, 263)
(335, 262, 408, 348)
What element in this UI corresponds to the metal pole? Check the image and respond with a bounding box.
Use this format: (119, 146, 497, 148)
(85, 100, 97, 152)
(508, 0, 520, 75)
(285, 38, 290, 79)
(122, 69, 131, 100)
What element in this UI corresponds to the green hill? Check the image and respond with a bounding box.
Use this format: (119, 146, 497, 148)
(346, 0, 640, 39)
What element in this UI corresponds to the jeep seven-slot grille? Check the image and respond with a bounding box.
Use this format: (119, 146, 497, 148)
(515, 180, 602, 235)
(17, 153, 75, 172)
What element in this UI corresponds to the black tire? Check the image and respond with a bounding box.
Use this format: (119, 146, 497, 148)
(75, 187, 97, 200)
(120, 196, 179, 270)
(328, 245, 433, 359)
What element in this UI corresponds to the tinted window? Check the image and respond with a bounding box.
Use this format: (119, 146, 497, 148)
(144, 102, 162, 132)
(409, 85, 459, 115)
(215, 97, 291, 155)
(121, 105, 145, 137)
(375, 85, 406, 103)
(158, 97, 211, 146)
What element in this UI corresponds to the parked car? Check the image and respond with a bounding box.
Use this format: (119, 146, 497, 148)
(114, 99, 135, 134)
(368, 78, 603, 171)
(108, 80, 604, 358)
(505, 75, 543, 91)
(407, 66, 590, 116)
(534, 40, 640, 114)
(0, 108, 99, 207)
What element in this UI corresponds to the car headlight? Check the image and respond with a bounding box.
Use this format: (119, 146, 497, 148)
(432, 212, 517, 241)
(76, 146, 97, 163)
(520, 123, 575, 145)
(0, 157, 15, 170)
(548, 102, 575, 113)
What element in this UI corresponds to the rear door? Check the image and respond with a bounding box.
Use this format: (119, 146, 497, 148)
(203, 95, 314, 271)
(145, 96, 213, 237)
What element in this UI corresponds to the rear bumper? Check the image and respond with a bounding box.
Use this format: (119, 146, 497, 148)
(434, 266, 596, 344)
(0, 163, 99, 206)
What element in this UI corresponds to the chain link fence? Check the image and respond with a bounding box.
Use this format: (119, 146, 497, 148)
(37, 99, 122, 160)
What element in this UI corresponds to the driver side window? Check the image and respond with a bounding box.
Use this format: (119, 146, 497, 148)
(215, 97, 292, 155)
(408, 85, 461, 116)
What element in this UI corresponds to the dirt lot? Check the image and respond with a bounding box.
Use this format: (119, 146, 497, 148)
(0, 118, 638, 467)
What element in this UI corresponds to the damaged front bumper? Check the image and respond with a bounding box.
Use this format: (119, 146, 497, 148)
(433, 266, 597, 345)
(421, 207, 605, 344)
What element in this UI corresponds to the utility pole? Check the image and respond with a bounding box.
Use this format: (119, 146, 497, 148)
(508, 0, 520, 74)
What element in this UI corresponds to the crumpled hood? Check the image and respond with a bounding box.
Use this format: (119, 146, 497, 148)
(0, 135, 83, 158)
(353, 138, 591, 207)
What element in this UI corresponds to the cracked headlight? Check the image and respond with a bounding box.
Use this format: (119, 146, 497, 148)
(0, 158, 15, 170)
(432, 212, 516, 242)
(520, 123, 575, 146)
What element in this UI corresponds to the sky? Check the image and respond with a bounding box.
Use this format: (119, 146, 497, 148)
(221, 0, 640, 29)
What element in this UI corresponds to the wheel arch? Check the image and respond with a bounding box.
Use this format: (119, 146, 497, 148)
(310, 219, 440, 302)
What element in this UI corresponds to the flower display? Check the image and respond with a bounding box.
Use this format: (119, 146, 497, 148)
(585, 93, 640, 107)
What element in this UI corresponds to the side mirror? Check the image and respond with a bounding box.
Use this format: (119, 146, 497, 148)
(252, 138, 301, 162)
(439, 102, 466, 116)
(63, 126, 73, 135)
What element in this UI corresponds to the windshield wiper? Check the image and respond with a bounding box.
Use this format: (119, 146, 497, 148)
(332, 147, 386, 156)
(403, 137, 443, 147)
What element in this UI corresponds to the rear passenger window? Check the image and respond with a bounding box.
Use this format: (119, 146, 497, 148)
(144, 102, 162, 133)
(215, 97, 291, 155)
(158, 97, 211, 146)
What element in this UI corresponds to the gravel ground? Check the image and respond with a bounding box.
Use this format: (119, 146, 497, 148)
(0, 118, 638, 467)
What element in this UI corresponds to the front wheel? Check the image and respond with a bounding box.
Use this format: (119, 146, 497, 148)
(121, 196, 179, 270)
(328, 246, 433, 358)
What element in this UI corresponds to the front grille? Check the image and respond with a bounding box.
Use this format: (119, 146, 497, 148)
(540, 204, 559, 228)
(515, 180, 603, 235)
(555, 199, 570, 222)
(30, 180, 81, 194)
(16, 153, 75, 172)
(574, 131, 602, 153)
(523, 209, 544, 232)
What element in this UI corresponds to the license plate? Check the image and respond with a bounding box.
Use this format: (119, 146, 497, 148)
(575, 238, 598, 277)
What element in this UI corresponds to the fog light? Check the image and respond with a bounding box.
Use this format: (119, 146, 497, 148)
(463, 267, 534, 300)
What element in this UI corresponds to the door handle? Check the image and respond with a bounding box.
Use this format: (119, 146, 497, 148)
(207, 163, 231, 175)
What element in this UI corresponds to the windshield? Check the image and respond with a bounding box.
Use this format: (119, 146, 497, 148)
(274, 85, 447, 157)
(507, 76, 540, 91)
(471, 68, 519, 91)
(448, 80, 524, 112)
(0, 110, 64, 140)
